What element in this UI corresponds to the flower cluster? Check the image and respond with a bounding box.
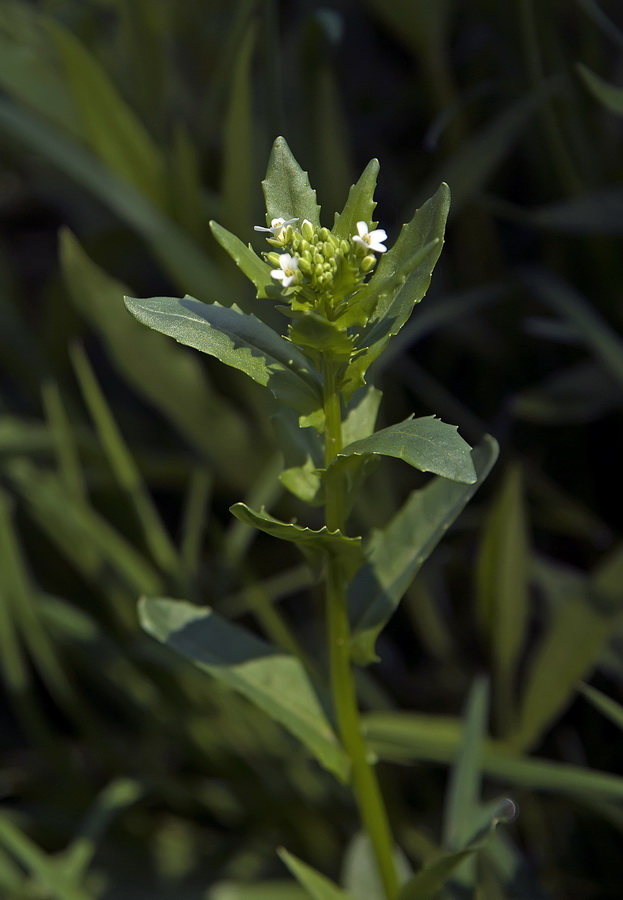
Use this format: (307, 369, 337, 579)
(254, 216, 388, 317)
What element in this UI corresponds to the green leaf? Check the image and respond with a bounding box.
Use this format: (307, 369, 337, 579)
(577, 62, 623, 116)
(44, 17, 166, 207)
(349, 437, 497, 664)
(340, 184, 450, 397)
(341, 833, 412, 900)
(208, 881, 308, 900)
(7, 460, 164, 597)
(124, 295, 322, 421)
(476, 464, 531, 732)
(263, 136, 322, 227)
(220, 20, 258, 238)
(230, 503, 365, 581)
(0, 99, 229, 302)
(289, 312, 355, 359)
(443, 678, 490, 853)
(578, 683, 623, 733)
(139, 597, 349, 781)
(272, 406, 324, 505)
(210, 221, 274, 297)
(397, 849, 473, 900)
(60, 231, 252, 487)
(278, 849, 356, 900)
(332, 159, 380, 240)
(521, 266, 623, 394)
(512, 557, 622, 751)
(363, 710, 623, 804)
(334, 416, 476, 484)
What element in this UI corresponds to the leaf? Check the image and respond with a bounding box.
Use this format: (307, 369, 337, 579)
(60, 231, 252, 487)
(362, 711, 623, 804)
(512, 557, 622, 752)
(577, 62, 623, 116)
(0, 98, 229, 302)
(332, 159, 380, 240)
(334, 416, 476, 484)
(139, 597, 349, 781)
(397, 849, 473, 900)
(230, 503, 365, 581)
(123, 295, 322, 421)
(529, 189, 623, 235)
(208, 881, 308, 900)
(578, 683, 623, 733)
(443, 678, 490, 854)
(44, 17, 166, 207)
(278, 849, 356, 900)
(349, 437, 498, 664)
(520, 266, 623, 394)
(211, 221, 274, 297)
(220, 20, 258, 238)
(476, 465, 531, 732)
(263, 136, 322, 227)
(272, 406, 324, 505)
(340, 183, 450, 397)
(341, 833, 412, 900)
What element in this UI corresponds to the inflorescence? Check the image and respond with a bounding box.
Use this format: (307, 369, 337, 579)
(254, 217, 388, 320)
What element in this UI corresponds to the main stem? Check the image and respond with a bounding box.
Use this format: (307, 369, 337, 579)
(322, 361, 399, 900)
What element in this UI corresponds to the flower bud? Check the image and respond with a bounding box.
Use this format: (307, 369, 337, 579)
(361, 254, 377, 273)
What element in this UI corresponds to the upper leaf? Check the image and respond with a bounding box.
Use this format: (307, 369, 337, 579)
(332, 158, 380, 240)
(210, 221, 273, 298)
(124, 295, 322, 421)
(263, 136, 322, 227)
(333, 416, 476, 485)
(139, 597, 349, 781)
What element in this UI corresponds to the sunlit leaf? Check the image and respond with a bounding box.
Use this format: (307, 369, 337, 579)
(334, 416, 476, 484)
(124, 295, 322, 421)
(139, 597, 349, 781)
(263, 136, 322, 227)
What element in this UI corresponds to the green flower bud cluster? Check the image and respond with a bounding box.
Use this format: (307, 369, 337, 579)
(259, 218, 382, 319)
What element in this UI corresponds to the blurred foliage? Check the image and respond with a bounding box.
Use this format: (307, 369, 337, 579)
(1, 0, 623, 897)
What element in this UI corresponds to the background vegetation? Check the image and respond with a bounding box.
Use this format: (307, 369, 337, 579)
(1, 0, 623, 897)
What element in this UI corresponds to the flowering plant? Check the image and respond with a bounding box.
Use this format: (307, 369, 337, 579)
(124, 137, 500, 899)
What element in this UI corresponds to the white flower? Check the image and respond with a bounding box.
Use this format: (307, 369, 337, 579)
(254, 217, 299, 239)
(353, 221, 388, 253)
(271, 253, 299, 287)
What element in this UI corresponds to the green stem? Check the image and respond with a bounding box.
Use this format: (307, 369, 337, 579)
(322, 361, 399, 900)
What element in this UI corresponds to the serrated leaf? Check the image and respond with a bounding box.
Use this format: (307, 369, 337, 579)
(124, 295, 322, 420)
(367, 183, 450, 326)
(139, 597, 348, 781)
(332, 159, 380, 240)
(230, 503, 365, 580)
(210, 221, 273, 297)
(349, 437, 498, 664)
(334, 416, 476, 484)
(263, 136, 322, 227)
(278, 849, 356, 900)
(340, 184, 450, 398)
